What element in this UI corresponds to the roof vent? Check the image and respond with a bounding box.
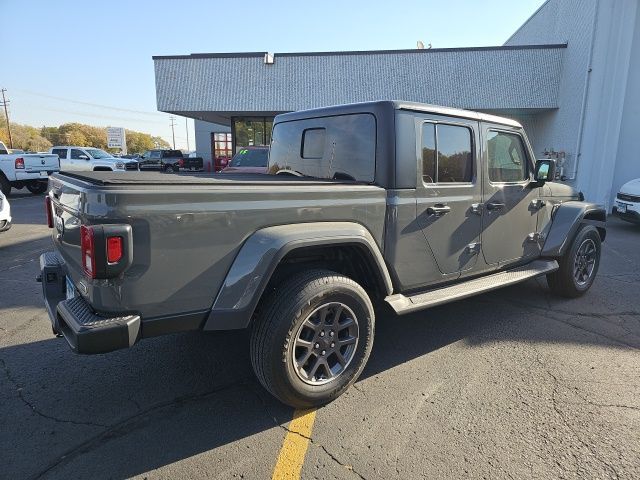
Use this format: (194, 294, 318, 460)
(264, 53, 274, 64)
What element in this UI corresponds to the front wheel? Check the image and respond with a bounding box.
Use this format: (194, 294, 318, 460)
(26, 181, 47, 195)
(547, 225, 601, 298)
(250, 269, 374, 408)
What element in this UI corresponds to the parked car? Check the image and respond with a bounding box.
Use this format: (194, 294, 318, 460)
(221, 146, 269, 174)
(39, 101, 606, 408)
(613, 178, 640, 224)
(138, 149, 203, 172)
(49, 146, 138, 172)
(0, 190, 11, 231)
(0, 141, 59, 195)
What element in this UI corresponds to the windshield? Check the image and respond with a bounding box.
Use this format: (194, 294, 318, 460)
(229, 148, 269, 167)
(86, 148, 113, 159)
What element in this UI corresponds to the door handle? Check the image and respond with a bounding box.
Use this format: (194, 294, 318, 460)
(427, 204, 451, 216)
(486, 202, 505, 211)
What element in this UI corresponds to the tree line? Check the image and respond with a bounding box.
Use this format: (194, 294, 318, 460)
(0, 117, 170, 153)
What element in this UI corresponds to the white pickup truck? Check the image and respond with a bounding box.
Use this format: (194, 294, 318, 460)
(0, 141, 59, 195)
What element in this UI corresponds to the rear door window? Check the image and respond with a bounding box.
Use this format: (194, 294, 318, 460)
(269, 113, 376, 182)
(421, 123, 473, 183)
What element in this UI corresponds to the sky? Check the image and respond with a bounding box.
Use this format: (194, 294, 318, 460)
(1, 0, 546, 150)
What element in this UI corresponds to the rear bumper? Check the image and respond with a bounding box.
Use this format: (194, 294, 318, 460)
(39, 251, 141, 354)
(15, 171, 56, 182)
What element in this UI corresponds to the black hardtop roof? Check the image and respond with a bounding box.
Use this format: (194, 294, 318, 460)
(274, 101, 521, 128)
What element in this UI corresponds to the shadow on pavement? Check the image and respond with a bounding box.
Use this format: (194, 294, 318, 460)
(2, 273, 638, 479)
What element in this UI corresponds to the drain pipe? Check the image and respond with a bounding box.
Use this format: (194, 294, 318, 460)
(572, 0, 599, 181)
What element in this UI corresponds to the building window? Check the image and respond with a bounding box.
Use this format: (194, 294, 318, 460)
(422, 123, 473, 184)
(232, 117, 274, 153)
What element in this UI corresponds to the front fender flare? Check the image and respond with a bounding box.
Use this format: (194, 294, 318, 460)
(541, 201, 606, 257)
(204, 222, 392, 331)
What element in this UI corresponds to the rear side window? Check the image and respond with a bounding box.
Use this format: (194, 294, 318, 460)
(164, 150, 182, 157)
(301, 128, 325, 159)
(269, 113, 376, 182)
(487, 131, 528, 182)
(52, 148, 67, 159)
(422, 123, 473, 183)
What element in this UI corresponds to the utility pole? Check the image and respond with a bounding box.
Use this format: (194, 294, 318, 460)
(169, 116, 177, 149)
(1, 89, 13, 149)
(185, 118, 190, 151)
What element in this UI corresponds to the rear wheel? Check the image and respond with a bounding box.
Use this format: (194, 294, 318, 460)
(0, 175, 10, 196)
(162, 164, 173, 173)
(26, 181, 47, 194)
(547, 225, 601, 298)
(250, 269, 374, 408)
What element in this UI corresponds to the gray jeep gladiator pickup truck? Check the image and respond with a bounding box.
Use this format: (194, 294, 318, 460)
(39, 101, 606, 407)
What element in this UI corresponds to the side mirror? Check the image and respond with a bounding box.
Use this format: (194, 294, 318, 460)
(533, 159, 556, 186)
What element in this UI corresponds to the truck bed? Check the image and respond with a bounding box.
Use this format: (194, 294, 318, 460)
(57, 171, 369, 187)
(48, 171, 387, 321)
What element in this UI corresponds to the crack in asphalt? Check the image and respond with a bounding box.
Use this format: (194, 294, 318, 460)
(534, 352, 621, 480)
(28, 378, 254, 480)
(505, 299, 640, 349)
(251, 387, 369, 480)
(0, 357, 109, 429)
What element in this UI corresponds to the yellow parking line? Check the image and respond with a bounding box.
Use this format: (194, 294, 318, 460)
(272, 408, 317, 480)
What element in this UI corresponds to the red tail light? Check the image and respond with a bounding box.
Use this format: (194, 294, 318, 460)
(106, 236, 123, 263)
(15, 157, 25, 169)
(81, 225, 96, 278)
(178, 159, 184, 167)
(45, 196, 53, 228)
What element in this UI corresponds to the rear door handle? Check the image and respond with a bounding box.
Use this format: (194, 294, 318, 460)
(427, 204, 451, 216)
(486, 202, 505, 211)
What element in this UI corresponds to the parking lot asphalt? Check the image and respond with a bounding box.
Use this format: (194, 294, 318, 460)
(1, 193, 639, 480)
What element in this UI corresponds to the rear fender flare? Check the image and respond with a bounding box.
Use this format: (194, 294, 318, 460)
(541, 201, 606, 257)
(205, 222, 392, 330)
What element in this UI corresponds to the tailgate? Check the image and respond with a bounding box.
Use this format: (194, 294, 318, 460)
(22, 154, 60, 172)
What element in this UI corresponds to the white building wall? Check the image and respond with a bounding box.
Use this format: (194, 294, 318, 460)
(576, 0, 638, 207)
(506, 0, 597, 182)
(194, 119, 230, 170)
(507, 0, 640, 208)
(612, 4, 640, 202)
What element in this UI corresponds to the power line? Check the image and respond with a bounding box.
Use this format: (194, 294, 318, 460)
(1, 89, 13, 148)
(13, 88, 165, 117)
(19, 104, 167, 125)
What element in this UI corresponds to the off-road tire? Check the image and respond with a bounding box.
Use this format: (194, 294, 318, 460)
(26, 181, 47, 195)
(0, 175, 10, 196)
(250, 269, 374, 408)
(547, 225, 601, 298)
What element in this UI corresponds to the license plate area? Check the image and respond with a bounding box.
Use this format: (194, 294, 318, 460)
(40, 171, 48, 177)
(66, 276, 76, 300)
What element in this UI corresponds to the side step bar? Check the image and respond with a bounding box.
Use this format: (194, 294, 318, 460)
(385, 259, 558, 315)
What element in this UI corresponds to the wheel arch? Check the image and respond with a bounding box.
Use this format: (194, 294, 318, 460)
(541, 201, 606, 257)
(204, 222, 392, 331)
